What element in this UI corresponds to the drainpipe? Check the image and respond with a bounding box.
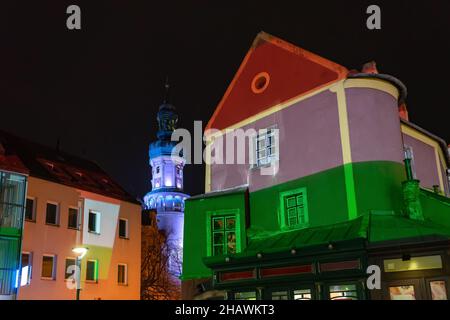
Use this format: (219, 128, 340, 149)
(401, 154, 424, 221)
(404, 157, 414, 181)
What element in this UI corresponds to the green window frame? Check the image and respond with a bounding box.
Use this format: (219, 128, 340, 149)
(85, 259, 98, 282)
(206, 210, 241, 257)
(279, 188, 309, 230)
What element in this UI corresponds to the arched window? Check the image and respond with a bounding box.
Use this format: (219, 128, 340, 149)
(156, 196, 164, 209)
(165, 196, 173, 211)
(174, 197, 182, 211)
(149, 197, 155, 209)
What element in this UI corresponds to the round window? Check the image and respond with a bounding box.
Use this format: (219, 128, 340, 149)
(251, 72, 270, 94)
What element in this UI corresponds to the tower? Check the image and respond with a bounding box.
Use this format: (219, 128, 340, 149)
(143, 82, 189, 276)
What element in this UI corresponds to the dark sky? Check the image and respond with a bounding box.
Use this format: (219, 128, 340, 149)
(1, 0, 450, 199)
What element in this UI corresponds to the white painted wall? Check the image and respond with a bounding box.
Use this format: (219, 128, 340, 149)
(82, 198, 120, 249)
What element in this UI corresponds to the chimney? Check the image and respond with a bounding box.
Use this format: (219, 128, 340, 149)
(362, 61, 379, 74)
(398, 103, 409, 121)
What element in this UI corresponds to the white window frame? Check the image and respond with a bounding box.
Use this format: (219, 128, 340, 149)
(253, 127, 279, 168)
(118, 218, 129, 239)
(25, 197, 36, 222)
(117, 263, 128, 285)
(45, 201, 61, 227)
(68, 206, 80, 230)
(45, 201, 60, 226)
(21, 251, 33, 286)
(41, 254, 56, 280)
(88, 210, 101, 234)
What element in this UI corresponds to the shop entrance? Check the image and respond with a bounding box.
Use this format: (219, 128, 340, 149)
(385, 277, 449, 300)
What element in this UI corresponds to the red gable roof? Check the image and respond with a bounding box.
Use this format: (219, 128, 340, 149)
(0, 129, 138, 204)
(206, 32, 348, 131)
(0, 154, 29, 175)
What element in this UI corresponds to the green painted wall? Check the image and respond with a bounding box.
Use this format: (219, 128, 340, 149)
(182, 191, 248, 280)
(250, 161, 405, 232)
(182, 161, 412, 281)
(352, 161, 405, 215)
(249, 165, 349, 232)
(420, 189, 450, 228)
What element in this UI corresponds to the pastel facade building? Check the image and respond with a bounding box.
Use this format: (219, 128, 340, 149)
(182, 32, 450, 300)
(0, 130, 141, 300)
(0, 140, 28, 300)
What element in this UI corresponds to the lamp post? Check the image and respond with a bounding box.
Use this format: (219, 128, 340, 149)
(72, 247, 88, 301)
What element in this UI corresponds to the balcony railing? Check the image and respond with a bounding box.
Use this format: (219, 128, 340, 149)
(0, 171, 26, 230)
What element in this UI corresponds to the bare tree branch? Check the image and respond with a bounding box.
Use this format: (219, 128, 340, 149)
(141, 223, 181, 300)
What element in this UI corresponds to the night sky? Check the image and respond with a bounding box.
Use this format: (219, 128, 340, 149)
(2, 0, 450, 199)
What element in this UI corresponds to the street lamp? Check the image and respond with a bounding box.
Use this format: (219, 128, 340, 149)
(72, 247, 88, 300)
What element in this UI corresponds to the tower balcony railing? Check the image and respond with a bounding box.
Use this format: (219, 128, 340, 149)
(155, 205, 184, 213)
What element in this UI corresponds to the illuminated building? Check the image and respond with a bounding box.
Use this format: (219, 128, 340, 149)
(182, 32, 450, 300)
(0, 130, 141, 300)
(0, 140, 28, 300)
(143, 91, 189, 278)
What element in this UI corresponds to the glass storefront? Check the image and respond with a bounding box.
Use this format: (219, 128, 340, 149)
(234, 291, 257, 300)
(430, 281, 448, 300)
(389, 285, 416, 300)
(329, 284, 359, 300)
(229, 282, 365, 300)
(382, 254, 449, 300)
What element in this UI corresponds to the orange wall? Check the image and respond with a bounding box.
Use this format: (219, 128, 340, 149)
(18, 177, 141, 300)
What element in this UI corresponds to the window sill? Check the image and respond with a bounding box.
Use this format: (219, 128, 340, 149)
(119, 236, 129, 240)
(45, 223, 60, 227)
(68, 227, 80, 231)
(25, 219, 36, 223)
(88, 231, 101, 235)
(41, 277, 56, 281)
(85, 280, 98, 284)
(250, 162, 278, 170)
(118, 283, 128, 286)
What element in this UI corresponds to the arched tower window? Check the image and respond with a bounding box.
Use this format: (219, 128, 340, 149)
(149, 197, 155, 209)
(165, 196, 173, 211)
(174, 196, 182, 211)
